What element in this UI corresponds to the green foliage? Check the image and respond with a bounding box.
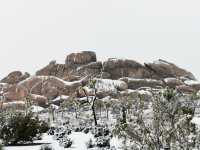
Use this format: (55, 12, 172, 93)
(181, 106, 195, 116)
(89, 79, 96, 89)
(0, 112, 49, 145)
(0, 144, 4, 150)
(163, 87, 176, 101)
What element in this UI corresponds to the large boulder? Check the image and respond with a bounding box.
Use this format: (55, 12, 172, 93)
(102, 58, 150, 79)
(144, 59, 196, 80)
(76, 61, 102, 76)
(120, 77, 163, 90)
(36, 61, 70, 78)
(95, 78, 128, 98)
(66, 51, 97, 65)
(1, 71, 30, 84)
(19, 76, 83, 98)
(164, 78, 184, 88)
(176, 85, 195, 94)
(3, 84, 28, 101)
(30, 94, 48, 107)
(184, 80, 200, 91)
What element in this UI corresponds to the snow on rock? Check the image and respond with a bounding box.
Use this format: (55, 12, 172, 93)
(184, 80, 200, 91)
(50, 104, 59, 110)
(95, 78, 128, 94)
(192, 117, 200, 126)
(30, 105, 44, 113)
(184, 80, 200, 86)
(120, 77, 163, 90)
(164, 77, 183, 88)
(2, 101, 25, 110)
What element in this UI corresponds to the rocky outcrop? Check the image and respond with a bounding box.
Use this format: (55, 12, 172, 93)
(36, 61, 70, 79)
(30, 94, 48, 107)
(144, 59, 196, 80)
(76, 62, 102, 76)
(120, 77, 163, 90)
(66, 51, 97, 66)
(184, 80, 200, 91)
(36, 51, 98, 80)
(0, 51, 199, 109)
(3, 84, 28, 101)
(102, 58, 150, 79)
(176, 85, 195, 94)
(164, 78, 184, 88)
(19, 76, 84, 99)
(1, 71, 30, 84)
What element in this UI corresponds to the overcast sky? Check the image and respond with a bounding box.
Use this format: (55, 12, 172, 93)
(0, 0, 200, 80)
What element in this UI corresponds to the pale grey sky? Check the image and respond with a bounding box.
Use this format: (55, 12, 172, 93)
(0, 0, 200, 79)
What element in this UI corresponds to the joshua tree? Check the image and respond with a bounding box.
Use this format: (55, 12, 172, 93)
(81, 79, 98, 126)
(114, 88, 197, 150)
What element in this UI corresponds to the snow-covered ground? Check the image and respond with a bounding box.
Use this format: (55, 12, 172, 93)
(4, 132, 122, 150)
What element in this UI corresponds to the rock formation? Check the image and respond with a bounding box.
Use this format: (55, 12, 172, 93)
(0, 51, 199, 108)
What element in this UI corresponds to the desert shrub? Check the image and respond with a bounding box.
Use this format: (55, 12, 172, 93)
(39, 144, 54, 150)
(0, 144, 4, 150)
(96, 136, 110, 148)
(60, 137, 73, 148)
(0, 112, 49, 145)
(39, 121, 50, 133)
(83, 127, 90, 134)
(86, 139, 95, 149)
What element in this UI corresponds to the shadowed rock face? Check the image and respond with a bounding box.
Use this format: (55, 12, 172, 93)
(66, 51, 97, 65)
(120, 77, 163, 90)
(36, 51, 99, 80)
(102, 58, 151, 80)
(144, 59, 196, 80)
(1, 71, 30, 84)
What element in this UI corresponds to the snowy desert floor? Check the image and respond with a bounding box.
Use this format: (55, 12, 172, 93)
(4, 132, 122, 150)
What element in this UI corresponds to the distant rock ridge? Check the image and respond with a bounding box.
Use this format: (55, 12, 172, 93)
(0, 50, 199, 108)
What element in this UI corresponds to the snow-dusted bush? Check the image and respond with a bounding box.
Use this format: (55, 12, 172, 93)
(0, 112, 49, 145)
(83, 127, 90, 134)
(39, 144, 54, 150)
(39, 121, 50, 133)
(60, 137, 73, 148)
(86, 139, 95, 149)
(48, 127, 56, 135)
(93, 126, 111, 138)
(95, 136, 110, 148)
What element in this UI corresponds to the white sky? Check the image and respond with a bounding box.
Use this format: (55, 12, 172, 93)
(0, 0, 200, 80)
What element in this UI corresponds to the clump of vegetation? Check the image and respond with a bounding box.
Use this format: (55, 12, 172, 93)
(86, 139, 95, 149)
(0, 112, 49, 145)
(0, 144, 4, 150)
(39, 144, 54, 150)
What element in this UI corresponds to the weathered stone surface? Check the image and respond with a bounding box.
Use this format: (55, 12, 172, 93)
(66, 51, 97, 65)
(1, 71, 30, 84)
(36, 61, 70, 78)
(164, 78, 184, 88)
(1, 101, 25, 110)
(103, 58, 150, 80)
(3, 84, 28, 101)
(30, 94, 48, 107)
(120, 77, 163, 90)
(19, 76, 83, 98)
(176, 85, 195, 94)
(184, 80, 200, 91)
(76, 61, 102, 76)
(145, 59, 196, 80)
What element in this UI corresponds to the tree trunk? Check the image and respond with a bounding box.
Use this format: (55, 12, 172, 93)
(92, 104, 98, 126)
(106, 109, 109, 120)
(122, 106, 127, 123)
